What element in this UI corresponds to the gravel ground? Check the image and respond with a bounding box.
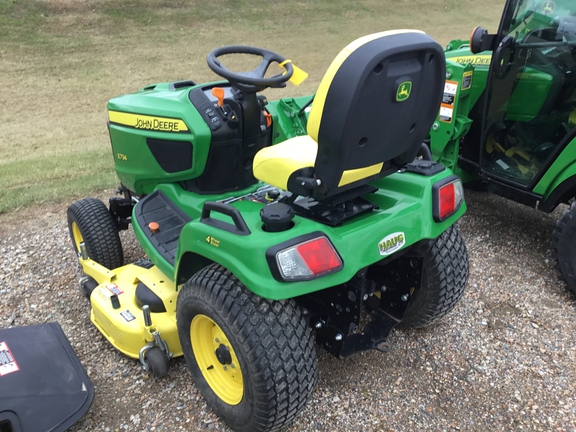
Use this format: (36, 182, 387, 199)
(1, 189, 575, 432)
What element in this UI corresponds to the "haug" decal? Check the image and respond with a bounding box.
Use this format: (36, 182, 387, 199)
(378, 232, 406, 256)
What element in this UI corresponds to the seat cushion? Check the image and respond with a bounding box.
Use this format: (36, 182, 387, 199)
(253, 135, 318, 189)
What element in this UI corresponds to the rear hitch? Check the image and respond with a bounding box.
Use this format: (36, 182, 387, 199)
(299, 254, 423, 359)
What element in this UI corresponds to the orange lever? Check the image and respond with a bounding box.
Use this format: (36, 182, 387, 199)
(263, 110, 272, 128)
(212, 87, 225, 107)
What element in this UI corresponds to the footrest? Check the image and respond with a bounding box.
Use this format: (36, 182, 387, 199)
(134, 190, 192, 267)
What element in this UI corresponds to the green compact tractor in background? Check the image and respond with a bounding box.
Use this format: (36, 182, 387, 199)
(429, 0, 576, 293)
(68, 31, 469, 432)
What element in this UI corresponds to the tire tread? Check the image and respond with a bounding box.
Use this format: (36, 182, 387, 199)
(551, 201, 576, 294)
(67, 198, 123, 269)
(400, 225, 469, 328)
(177, 264, 318, 432)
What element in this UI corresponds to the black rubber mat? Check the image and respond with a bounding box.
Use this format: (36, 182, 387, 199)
(134, 190, 192, 267)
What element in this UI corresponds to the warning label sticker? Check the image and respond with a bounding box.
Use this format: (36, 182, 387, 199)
(98, 287, 112, 299)
(439, 106, 454, 123)
(439, 80, 458, 123)
(120, 310, 136, 322)
(0, 342, 20, 377)
(98, 283, 125, 300)
(442, 81, 458, 105)
(462, 71, 473, 90)
(106, 283, 123, 296)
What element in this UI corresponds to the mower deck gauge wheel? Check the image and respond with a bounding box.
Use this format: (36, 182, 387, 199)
(143, 347, 170, 379)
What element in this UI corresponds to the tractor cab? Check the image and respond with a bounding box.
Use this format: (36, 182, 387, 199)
(431, 0, 576, 295)
(459, 0, 576, 198)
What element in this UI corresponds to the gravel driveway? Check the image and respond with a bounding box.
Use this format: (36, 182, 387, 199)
(1, 189, 575, 432)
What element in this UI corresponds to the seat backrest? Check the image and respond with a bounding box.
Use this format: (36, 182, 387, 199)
(306, 30, 446, 198)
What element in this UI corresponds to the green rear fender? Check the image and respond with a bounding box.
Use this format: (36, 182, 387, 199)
(534, 138, 576, 201)
(535, 138, 576, 207)
(174, 171, 466, 300)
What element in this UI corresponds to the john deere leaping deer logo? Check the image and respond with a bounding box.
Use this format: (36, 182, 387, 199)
(396, 81, 412, 102)
(542, 1, 555, 14)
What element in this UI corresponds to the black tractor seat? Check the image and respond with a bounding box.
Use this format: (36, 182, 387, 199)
(253, 30, 446, 223)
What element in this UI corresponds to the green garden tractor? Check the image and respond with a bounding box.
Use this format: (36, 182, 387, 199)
(429, 0, 576, 293)
(67, 30, 469, 432)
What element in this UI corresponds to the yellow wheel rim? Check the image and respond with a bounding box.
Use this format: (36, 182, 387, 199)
(71, 222, 84, 252)
(191, 314, 244, 405)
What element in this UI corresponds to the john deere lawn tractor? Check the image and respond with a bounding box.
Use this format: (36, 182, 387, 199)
(427, 0, 576, 293)
(67, 30, 469, 432)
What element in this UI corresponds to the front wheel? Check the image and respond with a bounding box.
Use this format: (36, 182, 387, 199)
(400, 225, 469, 328)
(552, 202, 576, 295)
(176, 264, 318, 432)
(66, 198, 123, 270)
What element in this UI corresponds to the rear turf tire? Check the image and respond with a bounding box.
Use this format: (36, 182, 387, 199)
(400, 225, 469, 328)
(67, 198, 123, 270)
(552, 202, 576, 295)
(176, 264, 318, 432)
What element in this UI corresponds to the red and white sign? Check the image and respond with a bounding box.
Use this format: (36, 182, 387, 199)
(0, 341, 19, 377)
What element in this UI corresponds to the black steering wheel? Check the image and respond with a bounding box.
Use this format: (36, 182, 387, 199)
(206, 46, 294, 93)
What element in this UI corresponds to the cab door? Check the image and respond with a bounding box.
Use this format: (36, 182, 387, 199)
(479, 0, 576, 188)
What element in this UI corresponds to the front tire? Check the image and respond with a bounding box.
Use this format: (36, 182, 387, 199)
(552, 202, 576, 295)
(400, 225, 469, 328)
(177, 264, 318, 432)
(67, 198, 123, 270)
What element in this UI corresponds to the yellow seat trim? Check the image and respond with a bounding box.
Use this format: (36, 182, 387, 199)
(307, 29, 425, 142)
(338, 163, 384, 187)
(253, 135, 318, 189)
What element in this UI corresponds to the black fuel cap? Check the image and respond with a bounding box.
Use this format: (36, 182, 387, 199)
(260, 203, 295, 232)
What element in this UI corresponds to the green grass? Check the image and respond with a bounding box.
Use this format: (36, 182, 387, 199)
(0, 0, 504, 214)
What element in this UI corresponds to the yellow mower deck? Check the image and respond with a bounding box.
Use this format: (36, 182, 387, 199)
(80, 257, 182, 359)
